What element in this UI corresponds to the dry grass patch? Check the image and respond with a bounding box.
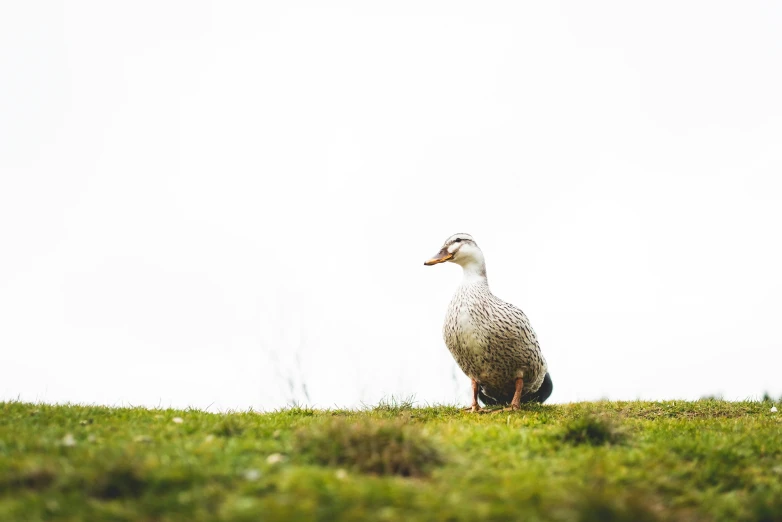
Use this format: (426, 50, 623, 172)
(292, 418, 444, 477)
(562, 414, 626, 446)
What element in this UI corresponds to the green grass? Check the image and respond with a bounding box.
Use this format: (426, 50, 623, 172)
(1, 399, 781, 521)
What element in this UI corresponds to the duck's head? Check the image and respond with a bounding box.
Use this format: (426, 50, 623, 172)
(424, 233, 485, 273)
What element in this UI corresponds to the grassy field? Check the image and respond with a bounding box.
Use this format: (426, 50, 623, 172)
(1, 399, 781, 521)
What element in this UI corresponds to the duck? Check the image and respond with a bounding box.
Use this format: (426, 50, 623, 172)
(424, 233, 553, 412)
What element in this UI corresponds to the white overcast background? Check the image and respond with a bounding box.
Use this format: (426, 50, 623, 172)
(2, 2, 781, 411)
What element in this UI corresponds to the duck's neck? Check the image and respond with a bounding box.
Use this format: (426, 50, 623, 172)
(460, 261, 488, 287)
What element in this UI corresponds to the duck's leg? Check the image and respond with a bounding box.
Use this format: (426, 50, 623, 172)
(510, 377, 524, 410)
(490, 377, 524, 413)
(462, 379, 482, 413)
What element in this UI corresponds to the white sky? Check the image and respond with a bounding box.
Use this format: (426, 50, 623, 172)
(1, 1, 781, 411)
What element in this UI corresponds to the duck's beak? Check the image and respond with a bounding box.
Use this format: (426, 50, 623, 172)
(424, 248, 453, 266)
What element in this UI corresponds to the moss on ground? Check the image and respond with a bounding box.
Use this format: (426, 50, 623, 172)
(1, 399, 781, 521)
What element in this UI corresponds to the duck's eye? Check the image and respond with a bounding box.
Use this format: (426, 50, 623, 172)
(454, 238, 462, 243)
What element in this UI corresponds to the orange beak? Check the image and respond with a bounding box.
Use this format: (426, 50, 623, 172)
(424, 249, 453, 266)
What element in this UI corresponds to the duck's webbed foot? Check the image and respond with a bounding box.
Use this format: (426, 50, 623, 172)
(489, 405, 519, 414)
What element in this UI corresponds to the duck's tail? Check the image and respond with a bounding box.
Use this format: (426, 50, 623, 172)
(478, 372, 553, 406)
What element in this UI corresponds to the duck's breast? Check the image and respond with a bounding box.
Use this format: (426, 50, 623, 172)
(443, 289, 506, 383)
(443, 286, 546, 389)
